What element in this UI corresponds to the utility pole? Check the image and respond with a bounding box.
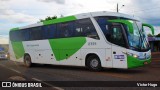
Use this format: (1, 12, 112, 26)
(116, 3, 125, 13)
(117, 3, 119, 13)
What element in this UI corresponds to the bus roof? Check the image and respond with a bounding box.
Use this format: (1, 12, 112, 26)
(10, 11, 139, 31)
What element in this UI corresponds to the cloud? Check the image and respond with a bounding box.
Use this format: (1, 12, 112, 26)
(153, 26, 160, 35)
(0, 1, 38, 24)
(0, 0, 160, 37)
(38, 0, 65, 4)
(0, 0, 10, 1)
(0, 9, 38, 23)
(0, 35, 8, 44)
(121, 0, 160, 26)
(0, 0, 38, 44)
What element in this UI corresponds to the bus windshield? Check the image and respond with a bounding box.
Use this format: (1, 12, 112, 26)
(95, 17, 150, 52)
(124, 20, 150, 51)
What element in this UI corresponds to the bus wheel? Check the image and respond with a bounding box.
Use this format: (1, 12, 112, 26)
(24, 55, 32, 67)
(87, 55, 102, 71)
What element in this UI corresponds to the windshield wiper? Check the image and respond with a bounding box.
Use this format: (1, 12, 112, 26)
(130, 46, 141, 51)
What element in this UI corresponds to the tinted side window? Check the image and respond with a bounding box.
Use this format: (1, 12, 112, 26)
(110, 24, 126, 47)
(22, 29, 30, 41)
(10, 31, 15, 41)
(96, 17, 113, 42)
(75, 18, 99, 39)
(10, 31, 14, 41)
(57, 22, 74, 38)
(30, 27, 43, 40)
(96, 17, 127, 47)
(43, 24, 56, 39)
(10, 30, 23, 41)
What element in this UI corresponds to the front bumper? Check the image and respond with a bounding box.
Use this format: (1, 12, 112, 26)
(127, 55, 151, 69)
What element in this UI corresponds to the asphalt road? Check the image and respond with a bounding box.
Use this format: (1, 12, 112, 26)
(0, 53, 160, 90)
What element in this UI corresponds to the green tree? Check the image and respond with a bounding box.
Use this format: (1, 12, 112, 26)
(147, 33, 153, 37)
(156, 33, 160, 37)
(39, 16, 57, 22)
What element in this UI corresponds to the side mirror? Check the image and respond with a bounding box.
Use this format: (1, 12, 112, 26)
(142, 23, 154, 35)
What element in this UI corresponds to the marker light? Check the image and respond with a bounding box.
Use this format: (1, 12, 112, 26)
(144, 62, 148, 65)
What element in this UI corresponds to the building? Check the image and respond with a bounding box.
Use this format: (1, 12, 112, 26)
(148, 37, 160, 52)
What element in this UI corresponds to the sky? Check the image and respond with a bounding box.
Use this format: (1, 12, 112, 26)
(0, 0, 160, 44)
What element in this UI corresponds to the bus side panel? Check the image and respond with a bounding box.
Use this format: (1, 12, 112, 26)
(90, 16, 113, 68)
(23, 40, 59, 65)
(9, 41, 16, 61)
(49, 37, 86, 66)
(112, 45, 127, 68)
(80, 38, 108, 68)
(57, 49, 82, 66)
(105, 48, 112, 68)
(9, 41, 24, 62)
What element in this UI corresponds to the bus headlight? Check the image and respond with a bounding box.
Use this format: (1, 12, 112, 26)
(5, 54, 8, 58)
(123, 52, 139, 59)
(133, 54, 138, 58)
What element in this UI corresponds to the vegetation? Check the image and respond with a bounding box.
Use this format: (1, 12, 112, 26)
(39, 16, 57, 22)
(148, 33, 160, 37)
(147, 33, 153, 37)
(155, 33, 160, 37)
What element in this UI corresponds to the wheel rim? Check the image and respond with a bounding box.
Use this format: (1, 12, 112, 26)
(90, 59, 99, 68)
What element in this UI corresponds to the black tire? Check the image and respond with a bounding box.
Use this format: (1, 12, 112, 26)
(86, 55, 102, 71)
(24, 54, 32, 67)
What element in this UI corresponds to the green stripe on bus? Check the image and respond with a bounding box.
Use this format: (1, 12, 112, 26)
(108, 19, 134, 34)
(10, 28, 19, 31)
(11, 41, 25, 59)
(49, 37, 86, 61)
(43, 16, 77, 25)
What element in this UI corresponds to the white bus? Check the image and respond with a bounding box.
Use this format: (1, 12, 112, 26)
(9, 11, 154, 71)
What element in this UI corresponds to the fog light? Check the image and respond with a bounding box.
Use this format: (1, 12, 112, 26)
(144, 62, 148, 65)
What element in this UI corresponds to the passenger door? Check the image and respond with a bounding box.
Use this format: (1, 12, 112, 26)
(110, 24, 127, 68)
